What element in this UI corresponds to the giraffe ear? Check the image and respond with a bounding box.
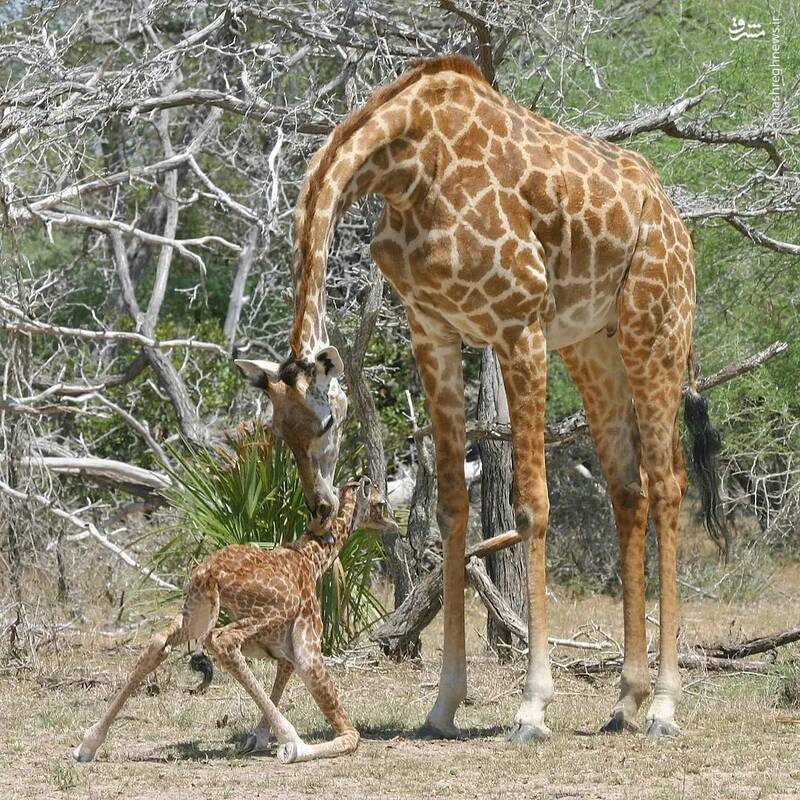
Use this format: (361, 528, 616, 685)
(234, 359, 281, 389)
(358, 476, 372, 501)
(314, 346, 344, 380)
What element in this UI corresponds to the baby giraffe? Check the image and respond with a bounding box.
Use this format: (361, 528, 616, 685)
(74, 476, 398, 764)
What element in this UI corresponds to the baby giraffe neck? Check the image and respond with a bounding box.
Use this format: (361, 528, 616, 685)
(294, 488, 359, 578)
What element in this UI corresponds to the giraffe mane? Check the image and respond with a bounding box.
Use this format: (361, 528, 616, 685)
(290, 55, 489, 354)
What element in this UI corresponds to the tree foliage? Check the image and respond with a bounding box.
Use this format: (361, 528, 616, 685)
(1, 0, 797, 607)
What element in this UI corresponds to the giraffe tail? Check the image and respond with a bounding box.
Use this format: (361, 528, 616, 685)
(183, 569, 221, 694)
(189, 650, 214, 694)
(683, 348, 726, 554)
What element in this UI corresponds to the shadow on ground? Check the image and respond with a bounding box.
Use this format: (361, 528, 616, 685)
(132, 740, 236, 763)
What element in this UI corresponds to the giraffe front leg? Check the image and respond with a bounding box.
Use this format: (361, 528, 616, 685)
(498, 325, 553, 742)
(237, 659, 294, 755)
(410, 328, 469, 739)
(279, 638, 359, 763)
(207, 619, 303, 755)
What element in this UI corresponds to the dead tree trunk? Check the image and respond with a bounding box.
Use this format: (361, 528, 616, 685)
(224, 224, 260, 349)
(477, 348, 526, 659)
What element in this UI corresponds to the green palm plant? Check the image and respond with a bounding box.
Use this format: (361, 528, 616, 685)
(157, 422, 387, 654)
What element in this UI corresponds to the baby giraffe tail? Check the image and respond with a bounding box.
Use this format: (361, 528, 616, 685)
(189, 650, 215, 694)
(74, 572, 220, 763)
(683, 348, 727, 556)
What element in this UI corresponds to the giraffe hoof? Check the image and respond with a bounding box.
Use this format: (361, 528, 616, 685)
(644, 718, 680, 738)
(507, 722, 550, 743)
(600, 712, 640, 734)
(418, 721, 462, 740)
(236, 730, 272, 755)
(73, 744, 96, 763)
(277, 741, 301, 764)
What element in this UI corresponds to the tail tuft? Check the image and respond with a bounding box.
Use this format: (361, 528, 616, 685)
(684, 391, 727, 555)
(189, 650, 214, 694)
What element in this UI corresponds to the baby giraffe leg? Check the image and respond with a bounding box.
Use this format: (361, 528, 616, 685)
(207, 622, 302, 753)
(278, 646, 358, 764)
(237, 659, 294, 755)
(74, 614, 188, 762)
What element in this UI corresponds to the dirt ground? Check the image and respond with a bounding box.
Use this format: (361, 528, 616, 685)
(2, 567, 799, 800)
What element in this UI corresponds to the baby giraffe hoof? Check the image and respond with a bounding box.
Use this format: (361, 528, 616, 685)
(277, 742, 313, 764)
(600, 711, 640, 734)
(644, 718, 680, 738)
(507, 721, 551, 743)
(73, 743, 96, 763)
(276, 742, 296, 764)
(236, 729, 272, 755)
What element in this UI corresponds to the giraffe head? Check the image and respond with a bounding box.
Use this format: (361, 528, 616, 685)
(349, 476, 400, 536)
(235, 347, 347, 525)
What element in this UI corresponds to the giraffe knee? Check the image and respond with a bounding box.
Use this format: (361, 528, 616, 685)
(205, 631, 232, 661)
(649, 475, 683, 532)
(436, 491, 469, 539)
(618, 480, 647, 510)
(515, 501, 548, 539)
(146, 632, 171, 658)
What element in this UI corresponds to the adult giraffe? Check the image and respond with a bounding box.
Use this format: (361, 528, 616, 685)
(235, 56, 722, 740)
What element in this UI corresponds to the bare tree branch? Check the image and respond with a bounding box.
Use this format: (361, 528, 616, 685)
(0, 298, 228, 357)
(0, 479, 177, 591)
(725, 218, 800, 256)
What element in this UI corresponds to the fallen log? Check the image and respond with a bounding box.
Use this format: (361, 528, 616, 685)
(467, 558, 607, 652)
(12, 456, 170, 495)
(470, 559, 795, 672)
(565, 653, 774, 675)
(693, 627, 800, 659)
(466, 557, 527, 644)
(371, 567, 443, 659)
(371, 529, 522, 658)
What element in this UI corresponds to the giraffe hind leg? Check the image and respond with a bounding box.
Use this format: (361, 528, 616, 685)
(560, 332, 651, 733)
(74, 613, 194, 762)
(74, 578, 220, 762)
(617, 208, 695, 737)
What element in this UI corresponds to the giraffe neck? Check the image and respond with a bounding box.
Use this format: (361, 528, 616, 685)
(288, 57, 488, 358)
(290, 487, 359, 578)
(289, 131, 393, 359)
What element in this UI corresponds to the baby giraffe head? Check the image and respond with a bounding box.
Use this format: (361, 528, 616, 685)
(347, 476, 400, 537)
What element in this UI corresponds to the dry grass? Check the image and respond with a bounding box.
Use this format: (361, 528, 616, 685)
(2, 567, 800, 800)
